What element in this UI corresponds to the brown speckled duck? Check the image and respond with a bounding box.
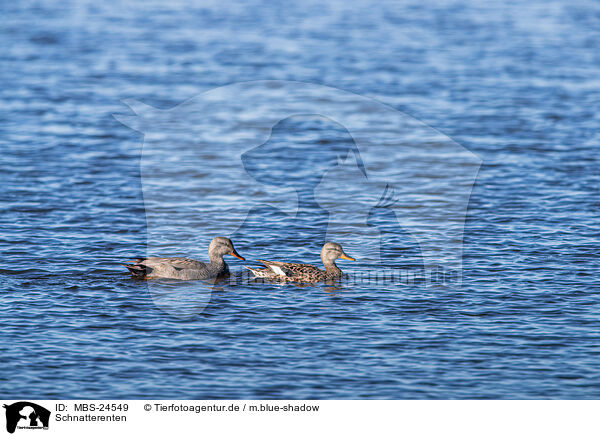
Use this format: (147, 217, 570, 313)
(123, 237, 245, 280)
(245, 242, 354, 283)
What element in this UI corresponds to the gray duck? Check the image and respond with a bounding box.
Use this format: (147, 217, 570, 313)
(123, 236, 245, 280)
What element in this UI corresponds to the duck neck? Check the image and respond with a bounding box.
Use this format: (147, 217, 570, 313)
(322, 257, 342, 276)
(208, 252, 227, 270)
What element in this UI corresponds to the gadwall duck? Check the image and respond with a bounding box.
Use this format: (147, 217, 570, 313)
(123, 237, 245, 280)
(245, 242, 354, 283)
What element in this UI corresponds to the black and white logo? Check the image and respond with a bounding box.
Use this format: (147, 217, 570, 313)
(3, 402, 50, 434)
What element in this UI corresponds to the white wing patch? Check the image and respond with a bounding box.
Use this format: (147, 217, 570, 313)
(267, 265, 287, 276)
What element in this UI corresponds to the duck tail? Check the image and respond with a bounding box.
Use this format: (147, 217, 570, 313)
(243, 265, 261, 276)
(245, 265, 277, 278)
(123, 257, 145, 263)
(122, 262, 150, 278)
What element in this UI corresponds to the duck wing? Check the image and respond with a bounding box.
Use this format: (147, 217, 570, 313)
(123, 257, 210, 279)
(244, 265, 279, 279)
(257, 260, 324, 281)
(150, 257, 209, 271)
(257, 260, 295, 277)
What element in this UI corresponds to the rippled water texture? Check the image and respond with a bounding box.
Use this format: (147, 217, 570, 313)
(1, 0, 599, 399)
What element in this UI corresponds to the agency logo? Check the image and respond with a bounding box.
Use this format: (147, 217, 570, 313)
(3, 402, 50, 434)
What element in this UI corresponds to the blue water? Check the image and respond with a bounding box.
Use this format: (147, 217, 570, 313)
(1, 0, 599, 399)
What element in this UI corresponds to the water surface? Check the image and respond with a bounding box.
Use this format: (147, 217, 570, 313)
(1, 0, 599, 399)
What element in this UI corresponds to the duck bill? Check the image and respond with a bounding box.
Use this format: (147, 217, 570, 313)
(228, 249, 245, 261)
(339, 253, 355, 261)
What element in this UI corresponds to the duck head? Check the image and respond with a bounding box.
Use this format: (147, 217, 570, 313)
(209, 237, 245, 261)
(320, 242, 355, 264)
